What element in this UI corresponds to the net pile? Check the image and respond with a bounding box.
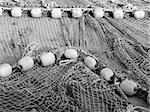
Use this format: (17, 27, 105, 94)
(82, 14, 150, 90)
(0, 56, 130, 112)
(0, 0, 150, 111)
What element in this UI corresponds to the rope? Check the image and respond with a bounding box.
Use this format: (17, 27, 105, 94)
(126, 105, 150, 112)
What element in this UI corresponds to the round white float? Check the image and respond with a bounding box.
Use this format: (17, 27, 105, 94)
(84, 56, 97, 69)
(0, 7, 3, 16)
(113, 9, 124, 19)
(147, 92, 150, 105)
(18, 56, 34, 71)
(134, 10, 145, 19)
(120, 79, 138, 96)
(31, 8, 43, 18)
(11, 7, 22, 17)
(100, 67, 114, 81)
(64, 49, 78, 59)
(40, 52, 56, 66)
(72, 8, 83, 18)
(51, 8, 62, 18)
(0, 63, 12, 77)
(93, 7, 104, 18)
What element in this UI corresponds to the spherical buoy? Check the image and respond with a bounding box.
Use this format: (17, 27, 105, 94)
(134, 10, 145, 19)
(40, 52, 56, 66)
(0, 7, 3, 16)
(93, 7, 104, 18)
(84, 56, 97, 69)
(0, 63, 12, 77)
(113, 9, 124, 19)
(11, 7, 22, 17)
(100, 68, 114, 81)
(72, 8, 83, 18)
(64, 49, 78, 59)
(51, 8, 62, 18)
(31, 8, 43, 18)
(18, 56, 34, 71)
(120, 79, 138, 96)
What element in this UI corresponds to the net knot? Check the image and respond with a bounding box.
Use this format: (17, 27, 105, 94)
(22, 42, 39, 58)
(123, 3, 138, 11)
(59, 59, 76, 66)
(126, 105, 150, 112)
(42, 1, 58, 8)
(126, 105, 135, 112)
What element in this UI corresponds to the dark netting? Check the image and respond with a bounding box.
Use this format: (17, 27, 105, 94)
(0, 47, 131, 112)
(0, 1, 150, 111)
(61, 62, 130, 112)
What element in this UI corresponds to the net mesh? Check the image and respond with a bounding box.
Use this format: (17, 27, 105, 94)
(0, 46, 131, 112)
(0, 0, 150, 111)
(0, 63, 130, 112)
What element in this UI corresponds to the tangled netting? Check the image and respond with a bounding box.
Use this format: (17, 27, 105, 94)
(0, 3, 150, 111)
(0, 44, 149, 112)
(0, 55, 130, 112)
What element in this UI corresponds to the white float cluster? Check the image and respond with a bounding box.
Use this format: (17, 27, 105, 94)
(0, 48, 96, 75)
(0, 4, 147, 19)
(0, 47, 149, 104)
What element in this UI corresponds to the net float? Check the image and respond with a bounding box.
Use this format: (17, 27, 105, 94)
(64, 49, 78, 59)
(120, 79, 138, 96)
(31, 8, 43, 18)
(84, 56, 97, 69)
(100, 67, 114, 81)
(113, 9, 124, 19)
(0, 63, 12, 77)
(11, 7, 22, 17)
(0, 7, 3, 16)
(72, 8, 83, 18)
(18, 56, 34, 71)
(51, 8, 62, 18)
(40, 52, 56, 66)
(134, 10, 145, 19)
(93, 7, 104, 18)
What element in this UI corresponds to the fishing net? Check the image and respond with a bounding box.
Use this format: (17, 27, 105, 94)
(0, 0, 150, 112)
(0, 50, 130, 112)
(0, 46, 128, 112)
